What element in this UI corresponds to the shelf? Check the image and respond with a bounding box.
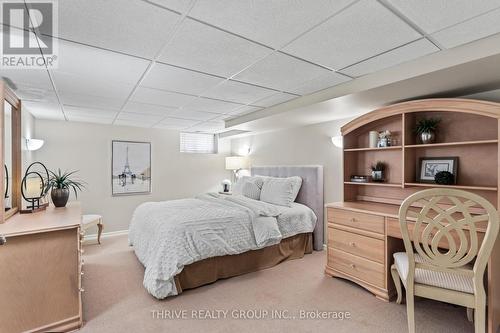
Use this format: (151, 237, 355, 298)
(344, 182, 402, 188)
(344, 146, 402, 152)
(404, 183, 498, 192)
(405, 139, 498, 148)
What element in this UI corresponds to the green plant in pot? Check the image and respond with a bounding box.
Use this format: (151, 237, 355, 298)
(45, 169, 85, 207)
(370, 161, 386, 182)
(415, 117, 441, 144)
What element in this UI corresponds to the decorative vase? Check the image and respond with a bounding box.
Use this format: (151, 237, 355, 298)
(372, 170, 383, 182)
(51, 188, 70, 207)
(369, 131, 378, 148)
(420, 131, 435, 144)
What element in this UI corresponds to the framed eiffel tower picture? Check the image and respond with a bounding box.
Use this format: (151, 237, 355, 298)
(112, 140, 151, 196)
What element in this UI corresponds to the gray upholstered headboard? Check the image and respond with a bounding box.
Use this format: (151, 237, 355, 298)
(251, 165, 324, 251)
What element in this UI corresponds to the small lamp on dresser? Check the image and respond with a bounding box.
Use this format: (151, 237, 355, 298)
(225, 156, 250, 183)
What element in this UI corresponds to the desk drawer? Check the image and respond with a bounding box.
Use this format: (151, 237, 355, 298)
(328, 208, 385, 234)
(328, 228, 384, 263)
(328, 248, 384, 288)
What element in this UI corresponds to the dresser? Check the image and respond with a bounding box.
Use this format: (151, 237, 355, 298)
(0, 204, 83, 333)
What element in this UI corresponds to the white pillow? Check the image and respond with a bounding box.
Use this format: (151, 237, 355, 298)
(259, 176, 302, 207)
(233, 176, 264, 200)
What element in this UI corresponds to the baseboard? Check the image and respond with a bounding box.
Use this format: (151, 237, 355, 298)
(84, 229, 129, 241)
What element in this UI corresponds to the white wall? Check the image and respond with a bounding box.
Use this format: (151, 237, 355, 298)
(35, 119, 231, 234)
(21, 107, 36, 169)
(230, 117, 354, 206)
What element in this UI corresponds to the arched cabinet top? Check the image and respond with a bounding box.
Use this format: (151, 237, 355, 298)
(341, 98, 500, 135)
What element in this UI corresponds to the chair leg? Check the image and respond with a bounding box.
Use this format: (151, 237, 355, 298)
(475, 301, 486, 333)
(391, 264, 403, 304)
(467, 307, 474, 323)
(406, 288, 416, 333)
(97, 221, 103, 245)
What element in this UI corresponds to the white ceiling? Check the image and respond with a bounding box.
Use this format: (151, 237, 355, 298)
(2, 0, 500, 133)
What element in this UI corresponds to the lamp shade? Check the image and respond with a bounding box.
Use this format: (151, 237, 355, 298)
(25, 138, 44, 151)
(225, 156, 250, 170)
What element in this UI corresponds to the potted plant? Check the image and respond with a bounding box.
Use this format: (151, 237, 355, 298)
(45, 169, 85, 207)
(370, 161, 386, 182)
(415, 117, 441, 144)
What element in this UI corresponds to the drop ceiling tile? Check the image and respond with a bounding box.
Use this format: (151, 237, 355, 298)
(122, 101, 177, 116)
(201, 80, 277, 104)
(54, 0, 181, 58)
(288, 72, 351, 95)
(114, 119, 157, 128)
(187, 121, 225, 133)
(52, 39, 150, 85)
(53, 71, 135, 101)
(183, 97, 243, 114)
(131, 87, 195, 108)
(385, 0, 500, 34)
(59, 91, 125, 110)
(67, 115, 114, 125)
(431, 8, 500, 49)
(23, 101, 65, 121)
(170, 109, 220, 121)
(141, 62, 224, 95)
(158, 18, 272, 78)
(64, 105, 118, 119)
(234, 52, 330, 91)
(187, 0, 356, 48)
(283, 0, 421, 70)
(155, 117, 200, 129)
(13, 84, 58, 104)
(149, 0, 192, 14)
(341, 38, 439, 78)
(252, 92, 298, 108)
(116, 112, 164, 122)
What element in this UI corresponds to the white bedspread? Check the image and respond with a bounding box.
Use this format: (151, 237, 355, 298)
(129, 194, 315, 299)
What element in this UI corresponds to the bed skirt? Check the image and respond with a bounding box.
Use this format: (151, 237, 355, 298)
(174, 233, 313, 294)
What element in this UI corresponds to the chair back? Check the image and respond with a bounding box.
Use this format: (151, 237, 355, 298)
(399, 189, 499, 286)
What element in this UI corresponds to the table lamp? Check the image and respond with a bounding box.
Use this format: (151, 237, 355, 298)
(225, 156, 250, 183)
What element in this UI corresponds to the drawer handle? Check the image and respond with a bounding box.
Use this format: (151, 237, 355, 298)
(79, 288, 85, 293)
(81, 271, 84, 276)
(349, 218, 356, 223)
(349, 263, 356, 269)
(81, 259, 85, 266)
(349, 242, 356, 247)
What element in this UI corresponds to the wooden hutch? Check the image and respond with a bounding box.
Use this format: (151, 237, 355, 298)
(325, 98, 500, 333)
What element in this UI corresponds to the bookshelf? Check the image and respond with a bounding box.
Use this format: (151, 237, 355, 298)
(341, 98, 500, 208)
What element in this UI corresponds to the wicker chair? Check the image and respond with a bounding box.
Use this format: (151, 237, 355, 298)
(391, 188, 499, 333)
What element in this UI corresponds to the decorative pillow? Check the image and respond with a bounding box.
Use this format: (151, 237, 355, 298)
(233, 176, 264, 200)
(259, 176, 302, 207)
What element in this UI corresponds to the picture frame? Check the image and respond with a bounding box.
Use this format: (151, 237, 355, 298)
(112, 140, 151, 196)
(416, 157, 458, 184)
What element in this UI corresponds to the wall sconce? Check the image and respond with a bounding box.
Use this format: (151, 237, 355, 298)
(25, 138, 44, 151)
(331, 136, 343, 148)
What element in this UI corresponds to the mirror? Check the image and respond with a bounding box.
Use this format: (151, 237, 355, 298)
(4, 101, 11, 211)
(1, 82, 21, 222)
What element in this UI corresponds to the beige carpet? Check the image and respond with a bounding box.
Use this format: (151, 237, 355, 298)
(80, 235, 473, 333)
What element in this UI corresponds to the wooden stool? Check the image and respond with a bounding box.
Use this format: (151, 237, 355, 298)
(82, 214, 104, 244)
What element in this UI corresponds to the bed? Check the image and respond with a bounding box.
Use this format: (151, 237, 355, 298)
(129, 165, 324, 299)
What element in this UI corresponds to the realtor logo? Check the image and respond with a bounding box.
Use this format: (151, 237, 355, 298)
(1, 1, 58, 68)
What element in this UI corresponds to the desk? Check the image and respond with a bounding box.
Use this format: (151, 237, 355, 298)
(325, 201, 499, 333)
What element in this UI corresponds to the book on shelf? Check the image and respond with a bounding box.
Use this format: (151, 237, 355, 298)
(350, 175, 371, 183)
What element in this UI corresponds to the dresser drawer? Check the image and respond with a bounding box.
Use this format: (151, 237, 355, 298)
(328, 208, 385, 234)
(328, 248, 384, 288)
(328, 228, 384, 263)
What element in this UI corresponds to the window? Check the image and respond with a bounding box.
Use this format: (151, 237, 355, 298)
(180, 132, 218, 154)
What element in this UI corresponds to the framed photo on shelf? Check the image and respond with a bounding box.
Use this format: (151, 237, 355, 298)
(112, 140, 151, 196)
(416, 157, 458, 184)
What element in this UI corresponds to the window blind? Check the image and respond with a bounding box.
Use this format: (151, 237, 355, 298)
(180, 132, 218, 154)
